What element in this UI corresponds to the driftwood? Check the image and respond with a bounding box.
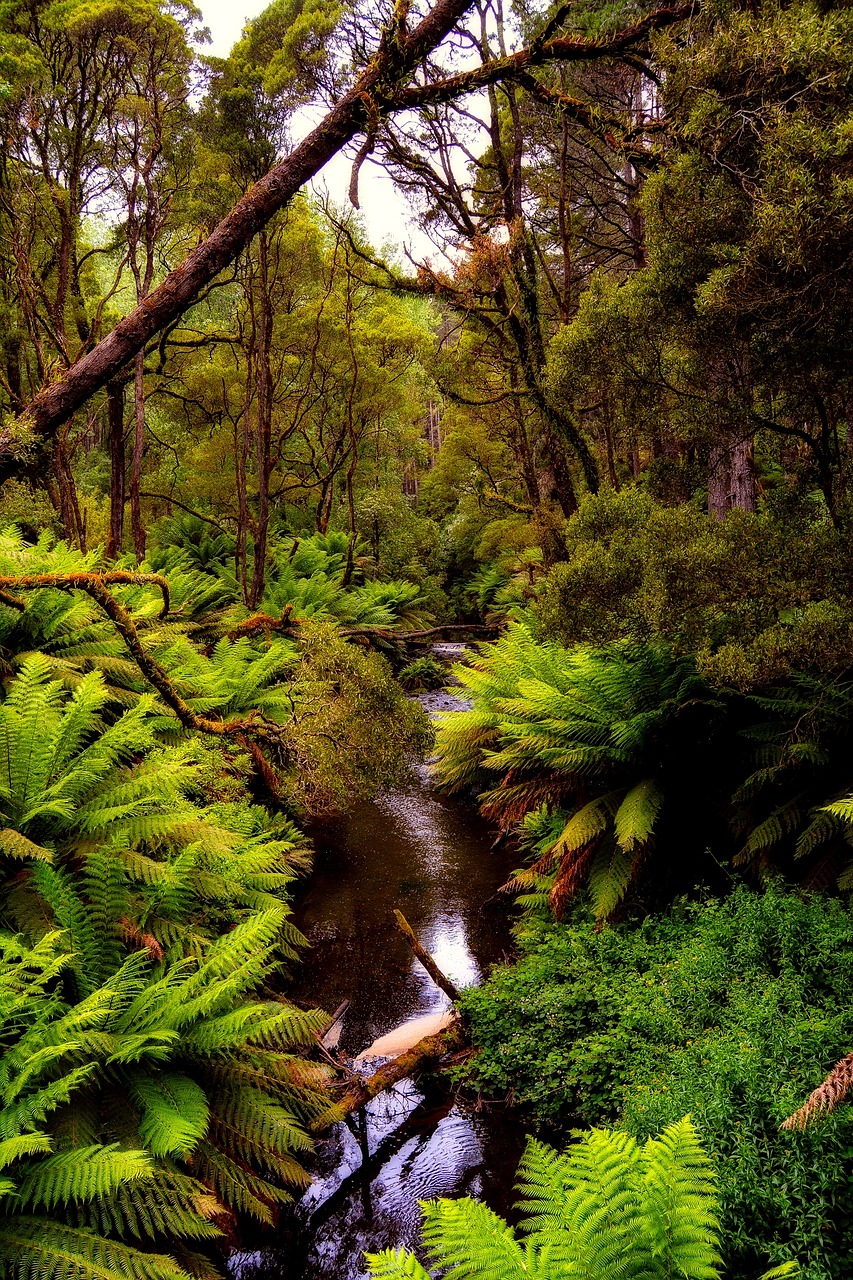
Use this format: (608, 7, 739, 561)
(319, 1000, 350, 1050)
(327, 1017, 465, 1122)
(393, 909, 461, 1001)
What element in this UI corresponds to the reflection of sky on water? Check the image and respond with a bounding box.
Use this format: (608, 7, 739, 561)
(422, 916, 481, 990)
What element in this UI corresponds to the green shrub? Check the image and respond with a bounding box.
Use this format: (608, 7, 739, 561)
(460, 886, 853, 1280)
(397, 656, 446, 691)
(535, 491, 853, 689)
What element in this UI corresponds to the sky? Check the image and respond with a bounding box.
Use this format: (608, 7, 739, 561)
(196, 0, 433, 258)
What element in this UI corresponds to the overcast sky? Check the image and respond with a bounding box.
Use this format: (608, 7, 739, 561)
(196, 0, 433, 258)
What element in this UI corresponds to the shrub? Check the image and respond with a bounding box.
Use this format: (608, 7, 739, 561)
(459, 885, 853, 1280)
(397, 656, 446, 691)
(535, 491, 853, 689)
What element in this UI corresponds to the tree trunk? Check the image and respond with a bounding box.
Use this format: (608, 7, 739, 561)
(10, 0, 479, 465)
(130, 351, 146, 561)
(53, 436, 85, 549)
(249, 233, 274, 608)
(708, 436, 756, 519)
(729, 436, 756, 513)
(4, 337, 23, 412)
(105, 381, 126, 559)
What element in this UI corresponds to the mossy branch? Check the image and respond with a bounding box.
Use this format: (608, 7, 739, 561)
(383, 2, 695, 111)
(394, 909, 461, 1001)
(0, 573, 283, 743)
(225, 606, 295, 641)
(0, 571, 171, 618)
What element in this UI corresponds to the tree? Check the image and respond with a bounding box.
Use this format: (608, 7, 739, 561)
(103, 0, 198, 558)
(1, 0, 695, 479)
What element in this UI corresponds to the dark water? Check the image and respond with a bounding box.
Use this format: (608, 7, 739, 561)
(231, 659, 527, 1280)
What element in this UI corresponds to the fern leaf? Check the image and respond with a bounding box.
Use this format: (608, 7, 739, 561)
(614, 779, 663, 851)
(365, 1249, 432, 1279)
(130, 1073, 209, 1157)
(420, 1197, 530, 1278)
(16, 1144, 154, 1210)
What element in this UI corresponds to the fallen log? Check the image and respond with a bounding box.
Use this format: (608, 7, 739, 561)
(393, 909, 461, 1002)
(326, 1016, 465, 1123)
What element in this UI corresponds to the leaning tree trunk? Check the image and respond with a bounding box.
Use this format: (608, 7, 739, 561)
(8, 0, 480, 469)
(5, 0, 692, 480)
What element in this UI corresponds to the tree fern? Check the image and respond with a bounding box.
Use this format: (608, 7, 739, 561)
(434, 625, 729, 918)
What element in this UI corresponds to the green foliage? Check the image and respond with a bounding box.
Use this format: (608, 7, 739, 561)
(281, 622, 433, 813)
(397, 657, 446, 692)
(460, 885, 853, 1279)
(433, 624, 731, 917)
(0, 528, 432, 816)
(150, 515, 236, 574)
(367, 1117, 795, 1280)
(535, 491, 853, 689)
(731, 675, 853, 886)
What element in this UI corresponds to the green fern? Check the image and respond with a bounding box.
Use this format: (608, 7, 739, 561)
(433, 625, 727, 918)
(366, 1118, 795, 1280)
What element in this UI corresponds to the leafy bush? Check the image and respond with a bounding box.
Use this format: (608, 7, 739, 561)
(535, 491, 853, 689)
(397, 656, 446, 691)
(460, 885, 853, 1280)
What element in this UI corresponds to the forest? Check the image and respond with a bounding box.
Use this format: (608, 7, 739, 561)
(0, 0, 851, 1274)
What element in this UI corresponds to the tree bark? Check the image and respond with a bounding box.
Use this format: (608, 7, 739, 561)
(249, 231, 274, 607)
(130, 352, 146, 561)
(105, 380, 126, 559)
(708, 435, 756, 519)
(729, 435, 756, 513)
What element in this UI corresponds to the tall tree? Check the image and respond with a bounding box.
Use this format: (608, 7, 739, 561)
(0, 0, 693, 484)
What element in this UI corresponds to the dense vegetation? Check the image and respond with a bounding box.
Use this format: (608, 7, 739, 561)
(0, 0, 851, 1274)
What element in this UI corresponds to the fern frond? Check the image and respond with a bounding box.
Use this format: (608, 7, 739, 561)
(15, 1145, 154, 1210)
(365, 1248, 432, 1279)
(421, 1197, 530, 1278)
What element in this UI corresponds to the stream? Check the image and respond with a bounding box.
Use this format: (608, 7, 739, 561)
(232, 648, 525, 1279)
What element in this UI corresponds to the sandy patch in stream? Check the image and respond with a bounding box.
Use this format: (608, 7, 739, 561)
(354, 1010, 454, 1063)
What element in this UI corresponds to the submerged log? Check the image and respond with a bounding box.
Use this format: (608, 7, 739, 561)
(393, 909, 461, 1002)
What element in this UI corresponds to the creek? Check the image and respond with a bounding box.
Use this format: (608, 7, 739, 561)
(232, 648, 526, 1279)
